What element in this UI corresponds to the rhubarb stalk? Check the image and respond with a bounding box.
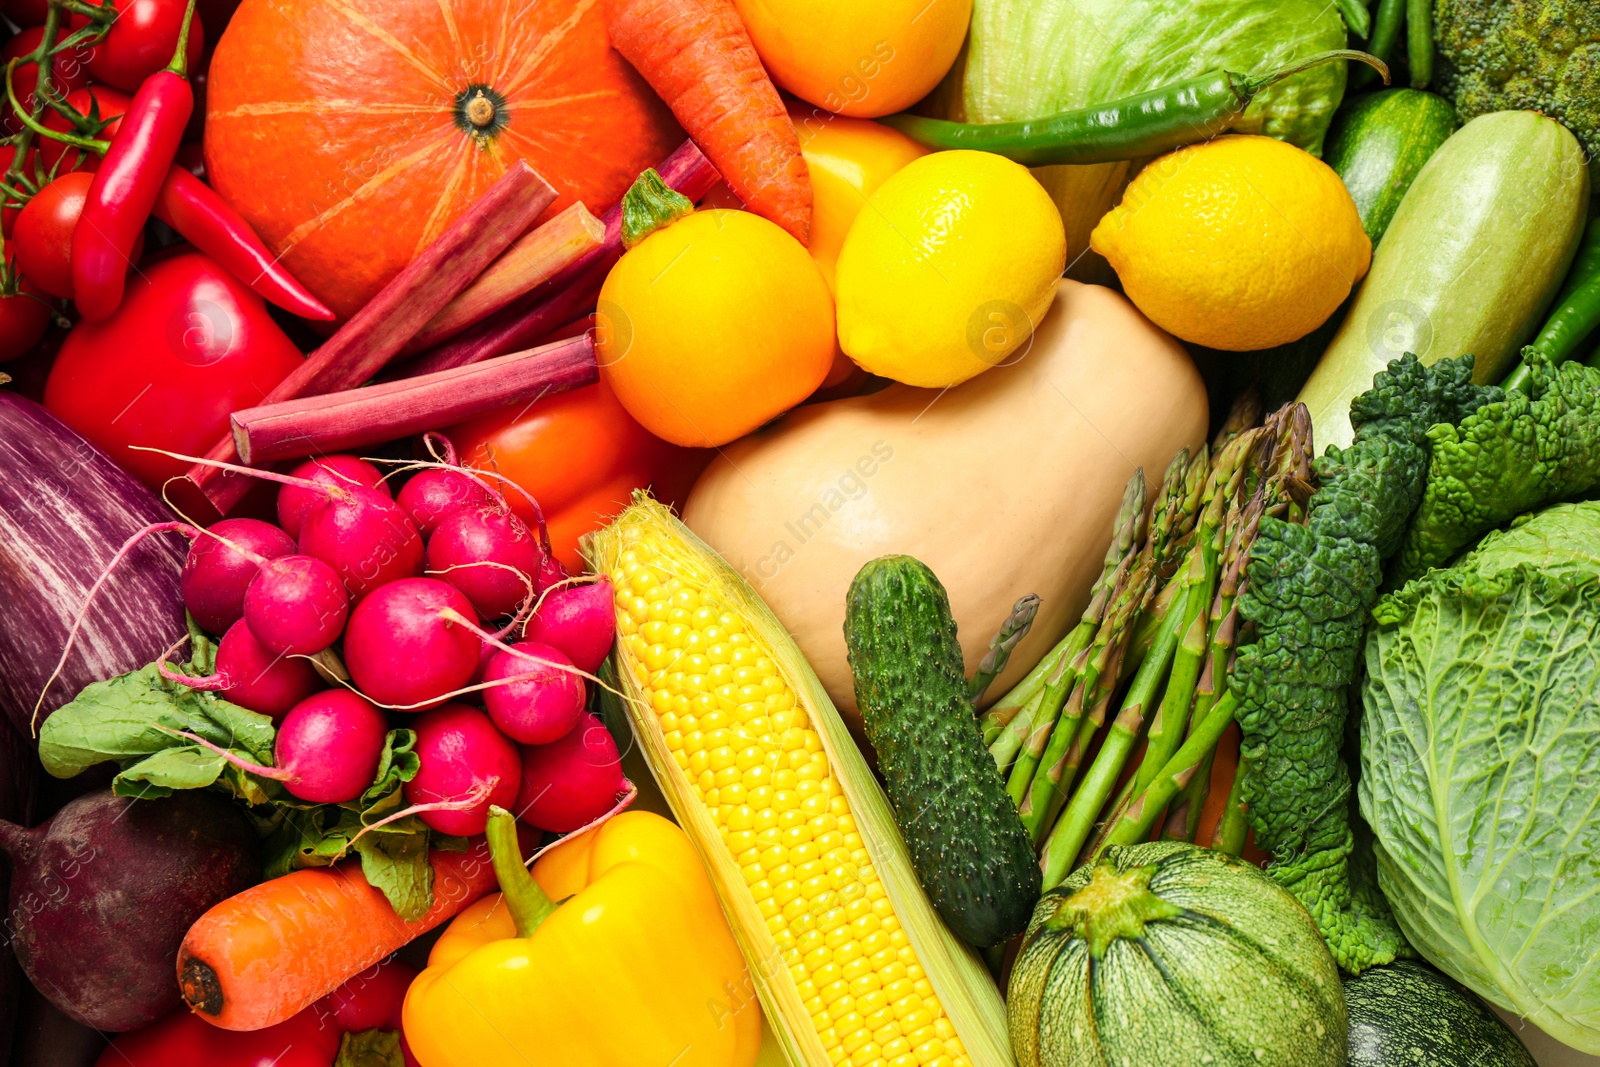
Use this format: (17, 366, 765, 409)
(183, 161, 558, 515)
(401, 139, 721, 376)
(401, 203, 605, 357)
(231, 336, 598, 465)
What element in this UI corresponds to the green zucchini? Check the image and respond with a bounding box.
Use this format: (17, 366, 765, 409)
(1324, 89, 1458, 245)
(1007, 843, 1347, 1067)
(1300, 110, 1590, 449)
(1226, 88, 1454, 407)
(1345, 959, 1535, 1066)
(844, 555, 1039, 949)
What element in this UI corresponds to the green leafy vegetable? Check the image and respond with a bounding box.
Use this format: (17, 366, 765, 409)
(1361, 501, 1600, 1053)
(958, 0, 1349, 153)
(1394, 348, 1600, 582)
(335, 1028, 407, 1067)
(1232, 353, 1494, 973)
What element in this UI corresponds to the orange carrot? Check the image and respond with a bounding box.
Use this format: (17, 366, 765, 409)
(606, 0, 812, 245)
(176, 832, 530, 1031)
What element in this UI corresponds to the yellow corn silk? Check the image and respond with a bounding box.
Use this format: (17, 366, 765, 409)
(585, 495, 1013, 1067)
(403, 809, 762, 1067)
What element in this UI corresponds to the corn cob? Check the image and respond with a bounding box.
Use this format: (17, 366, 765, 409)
(585, 495, 1012, 1067)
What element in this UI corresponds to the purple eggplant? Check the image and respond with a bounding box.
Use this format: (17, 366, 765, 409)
(0, 393, 186, 740)
(0, 789, 260, 1032)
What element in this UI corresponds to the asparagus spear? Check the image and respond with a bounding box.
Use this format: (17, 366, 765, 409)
(1212, 754, 1251, 855)
(989, 472, 1147, 775)
(969, 593, 1041, 706)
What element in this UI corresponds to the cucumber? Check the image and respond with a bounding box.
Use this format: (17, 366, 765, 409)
(844, 555, 1039, 948)
(1300, 110, 1590, 449)
(1324, 89, 1457, 246)
(1344, 960, 1535, 1067)
(1228, 89, 1453, 408)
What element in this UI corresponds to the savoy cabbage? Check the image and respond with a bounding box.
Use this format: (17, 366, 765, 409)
(1361, 501, 1600, 1052)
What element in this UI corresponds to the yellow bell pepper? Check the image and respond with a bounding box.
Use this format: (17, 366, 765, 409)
(403, 807, 763, 1067)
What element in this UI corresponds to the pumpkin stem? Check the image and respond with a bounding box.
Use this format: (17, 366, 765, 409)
(620, 168, 695, 249)
(1048, 859, 1182, 959)
(465, 91, 495, 129)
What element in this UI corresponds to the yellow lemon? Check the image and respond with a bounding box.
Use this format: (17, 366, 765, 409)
(733, 0, 971, 118)
(1090, 135, 1372, 352)
(834, 150, 1067, 388)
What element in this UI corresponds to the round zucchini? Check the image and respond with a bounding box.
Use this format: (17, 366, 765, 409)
(1323, 89, 1457, 246)
(1345, 959, 1535, 1066)
(1007, 842, 1346, 1067)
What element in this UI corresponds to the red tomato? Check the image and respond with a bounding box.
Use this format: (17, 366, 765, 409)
(0, 279, 51, 362)
(10, 172, 97, 299)
(40, 85, 131, 171)
(95, 1005, 343, 1067)
(0, 28, 93, 134)
(313, 956, 417, 1032)
(449, 379, 712, 572)
(44, 251, 304, 487)
(85, 0, 204, 93)
(2, 0, 49, 26)
(0, 144, 37, 235)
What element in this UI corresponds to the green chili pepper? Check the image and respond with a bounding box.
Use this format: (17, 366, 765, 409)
(880, 50, 1386, 168)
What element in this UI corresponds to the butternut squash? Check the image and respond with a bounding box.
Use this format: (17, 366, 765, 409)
(681, 280, 1208, 734)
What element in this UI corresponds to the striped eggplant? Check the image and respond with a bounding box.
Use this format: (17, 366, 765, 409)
(0, 392, 186, 740)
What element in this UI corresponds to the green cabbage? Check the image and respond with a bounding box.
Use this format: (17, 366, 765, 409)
(958, 0, 1350, 154)
(1361, 501, 1600, 1053)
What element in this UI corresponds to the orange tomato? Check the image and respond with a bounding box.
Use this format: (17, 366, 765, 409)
(447, 379, 710, 572)
(732, 0, 971, 118)
(596, 209, 834, 447)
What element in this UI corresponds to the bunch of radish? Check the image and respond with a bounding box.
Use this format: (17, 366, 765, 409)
(156, 451, 624, 836)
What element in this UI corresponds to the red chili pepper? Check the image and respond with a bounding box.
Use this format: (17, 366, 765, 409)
(70, 0, 198, 322)
(153, 165, 334, 320)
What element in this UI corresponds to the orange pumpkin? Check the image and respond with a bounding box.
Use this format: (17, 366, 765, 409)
(204, 0, 681, 320)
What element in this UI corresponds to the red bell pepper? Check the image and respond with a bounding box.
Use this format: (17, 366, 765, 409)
(70, 0, 198, 321)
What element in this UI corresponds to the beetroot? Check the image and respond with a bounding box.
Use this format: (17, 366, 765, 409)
(344, 578, 481, 710)
(277, 455, 389, 539)
(425, 505, 544, 619)
(482, 641, 586, 745)
(404, 704, 520, 836)
(514, 712, 623, 832)
(523, 578, 616, 673)
(211, 620, 322, 719)
(297, 486, 424, 602)
(0, 790, 259, 1031)
(243, 554, 349, 656)
(180, 518, 295, 635)
(396, 467, 495, 538)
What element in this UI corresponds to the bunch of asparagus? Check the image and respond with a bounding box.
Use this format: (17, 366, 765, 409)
(978, 394, 1314, 889)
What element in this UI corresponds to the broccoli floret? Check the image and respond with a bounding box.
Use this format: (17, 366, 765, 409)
(1434, 0, 1600, 161)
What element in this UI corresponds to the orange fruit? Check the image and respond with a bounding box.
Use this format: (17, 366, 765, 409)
(596, 209, 835, 448)
(732, 0, 972, 118)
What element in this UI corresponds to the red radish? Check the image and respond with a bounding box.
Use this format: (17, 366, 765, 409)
(523, 578, 616, 673)
(534, 553, 568, 595)
(277, 455, 389, 539)
(181, 518, 295, 635)
(343, 578, 480, 710)
(514, 712, 623, 832)
(395, 467, 496, 537)
(297, 486, 423, 601)
(242, 555, 349, 656)
(404, 704, 520, 836)
(167, 620, 321, 719)
(267, 691, 387, 804)
(482, 641, 586, 745)
(425, 505, 544, 618)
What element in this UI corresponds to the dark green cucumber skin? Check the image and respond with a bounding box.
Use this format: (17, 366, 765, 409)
(1345, 959, 1535, 1067)
(844, 555, 1040, 949)
(1226, 88, 1457, 410)
(1324, 88, 1458, 246)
